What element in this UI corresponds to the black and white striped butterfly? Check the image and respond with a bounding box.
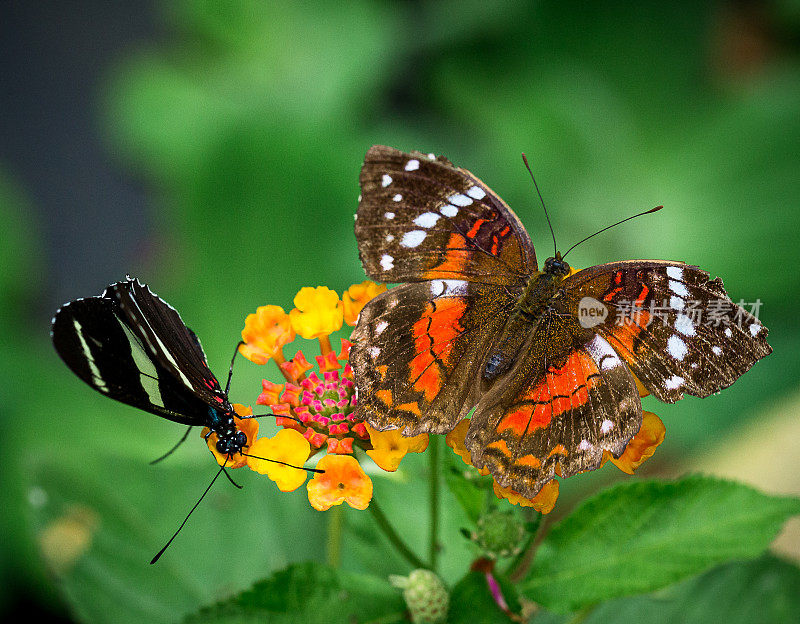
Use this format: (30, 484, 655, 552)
(51, 276, 248, 458)
(51, 276, 320, 562)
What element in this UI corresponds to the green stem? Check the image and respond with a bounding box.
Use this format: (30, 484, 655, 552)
(326, 504, 343, 568)
(565, 606, 596, 624)
(369, 497, 428, 570)
(428, 434, 440, 571)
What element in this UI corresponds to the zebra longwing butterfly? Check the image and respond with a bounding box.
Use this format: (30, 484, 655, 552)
(51, 276, 249, 457)
(51, 276, 313, 563)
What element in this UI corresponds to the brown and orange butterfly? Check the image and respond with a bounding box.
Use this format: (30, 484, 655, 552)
(350, 145, 771, 499)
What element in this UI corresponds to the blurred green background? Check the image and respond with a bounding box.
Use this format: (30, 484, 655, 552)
(2, 0, 799, 621)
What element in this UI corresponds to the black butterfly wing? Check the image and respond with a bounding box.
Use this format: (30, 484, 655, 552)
(52, 278, 226, 425)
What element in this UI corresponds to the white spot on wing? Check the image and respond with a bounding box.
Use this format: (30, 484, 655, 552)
(665, 375, 684, 389)
(380, 254, 394, 271)
(724, 327, 733, 337)
(430, 280, 468, 297)
(381, 174, 392, 187)
(385, 234, 394, 242)
(585, 334, 621, 370)
(404, 159, 419, 171)
(414, 212, 440, 228)
(749, 323, 762, 336)
(667, 335, 688, 361)
(393, 193, 402, 202)
(670, 295, 684, 310)
(369, 346, 381, 358)
(440, 204, 459, 217)
(448, 193, 473, 206)
(384, 211, 395, 220)
(600, 419, 614, 434)
(466, 186, 486, 200)
(712, 346, 722, 355)
(669, 280, 689, 297)
(375, 320, 388, 335)
(666, 266, 683, 280)
(675, 313, 696, 336)
(401, 230, 427, 248)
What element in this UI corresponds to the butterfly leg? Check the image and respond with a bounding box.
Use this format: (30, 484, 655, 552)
(149, 425, 193, 465)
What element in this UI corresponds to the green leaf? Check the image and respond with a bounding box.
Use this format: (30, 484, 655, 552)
(444, 464, 488, 524)
(448, 569, 521, 624)
(184, 562, 405, 624)
(582, 555, 800, 624)
(521, 476, 800, 612)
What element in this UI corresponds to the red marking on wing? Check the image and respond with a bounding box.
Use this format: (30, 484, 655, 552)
(425, 233, 469, 278)
(410, 298, 466, 401)
(604, 310, 651, 355)
(634, 284, 650, 307)
(466, 218, 487, 239)
(497, 350, 600, 436)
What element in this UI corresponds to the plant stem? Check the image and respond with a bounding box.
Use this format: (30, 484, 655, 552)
(369, 497, 428, 570)
(428, 434, 440, 571)
(326, 504, 343, 568)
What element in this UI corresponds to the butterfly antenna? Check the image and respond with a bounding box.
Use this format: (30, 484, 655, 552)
(522, 153, 557, 256)
(561, 206, 663, 260)
(150, 459, 228, 564)
(225, 341, 245, 395)
(240, 452, 325, 474)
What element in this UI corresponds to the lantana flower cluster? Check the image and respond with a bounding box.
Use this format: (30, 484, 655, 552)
(213, 278, 666, 515)
(208, 281, 428, 511)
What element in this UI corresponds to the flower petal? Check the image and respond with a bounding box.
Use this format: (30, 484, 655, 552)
(493, 479, 559, 513)
(366, 423, 429, 472)
(240, 305, 295, 364)
(607, 411, 665, 474)
(246, 428, 311, 491)
(445, 418, 490, 475)
(307, 454, 373, 511)
(343, 280, 387, 326)
(290, 286, 343, 339)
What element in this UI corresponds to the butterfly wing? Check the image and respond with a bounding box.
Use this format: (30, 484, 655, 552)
(466, 309, 642, 498)
(560, 261, 772, 401)
(52, 278, 227, 424)
(356, 145, 537, 285)
(351, 279, 520, 436)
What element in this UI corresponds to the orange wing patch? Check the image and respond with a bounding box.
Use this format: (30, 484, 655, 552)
(410, 298, 466, 402)
(498, 351, 601, 436)
(376, 389, 393, 407)
(424, 233, 469, 278)
(603, 309, 651, 355)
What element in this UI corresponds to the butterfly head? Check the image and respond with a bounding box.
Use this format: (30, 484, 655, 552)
(215, 428, 248, 456)
(543, 252, 570, 277)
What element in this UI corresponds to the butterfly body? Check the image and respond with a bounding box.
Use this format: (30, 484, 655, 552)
(352, 145, 771, 498)
(484, 255, 573, 381)
(52, 277, 248, 459)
